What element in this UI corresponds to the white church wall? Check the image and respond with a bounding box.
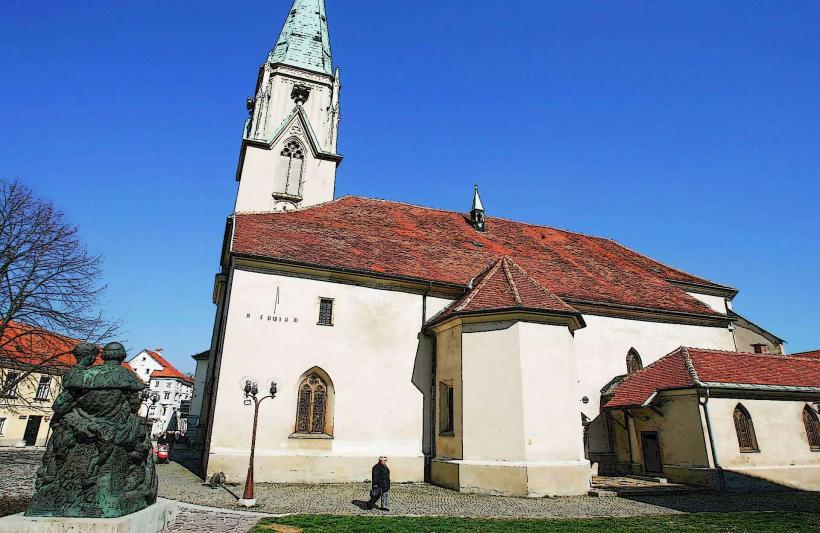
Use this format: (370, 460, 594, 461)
(707, 397, 820, 491)
(517, 322, 587, 465)
(235, 140, 337, 213)
(207, 267, 451, 483)
(437, 320, 590, 496)
(461, 322, 525, 461)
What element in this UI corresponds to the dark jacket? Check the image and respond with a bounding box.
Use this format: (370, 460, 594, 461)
(372, 463, 390, 492)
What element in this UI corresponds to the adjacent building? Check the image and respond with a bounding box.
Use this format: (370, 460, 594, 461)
(197, 0, 813, 496)
(0, 322, 73, 447)
(603, 348, 820, 491)
(126, 349, 193, 437)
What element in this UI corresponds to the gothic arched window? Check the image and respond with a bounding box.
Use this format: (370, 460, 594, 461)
(294, 371, 333, 435)
(803, 405, 820, 451)
(733, 404, 759, 452)
(274, 139, 305, 198)
(626, 348, 643, 374)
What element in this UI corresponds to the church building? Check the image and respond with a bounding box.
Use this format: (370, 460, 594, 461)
(198, 0, 819, 496)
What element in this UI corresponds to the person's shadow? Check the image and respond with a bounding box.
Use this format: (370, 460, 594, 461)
(351, 500, 370, 510)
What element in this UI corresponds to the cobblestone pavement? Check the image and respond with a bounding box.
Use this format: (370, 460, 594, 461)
(4, 448, 820, 525)
(156, 460, 820, 518)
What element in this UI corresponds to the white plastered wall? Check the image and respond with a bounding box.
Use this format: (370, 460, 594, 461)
(207, 268, 450, 483)
(235, 136, 337, 213)
(707, 397, 820, 490)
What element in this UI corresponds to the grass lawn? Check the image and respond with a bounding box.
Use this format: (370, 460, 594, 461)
(253, 512, 820, 532)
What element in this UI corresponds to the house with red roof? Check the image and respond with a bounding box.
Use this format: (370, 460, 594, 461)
(127, 349, 193, 437)
(197, 0, 804, 498)
(0, 322, 78, 447)
(603, 347, 820, 490)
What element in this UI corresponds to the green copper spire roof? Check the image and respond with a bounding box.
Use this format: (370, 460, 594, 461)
(268, 0, 333, 76)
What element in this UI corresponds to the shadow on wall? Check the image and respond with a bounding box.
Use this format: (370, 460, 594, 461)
(411, 333, 435, 479)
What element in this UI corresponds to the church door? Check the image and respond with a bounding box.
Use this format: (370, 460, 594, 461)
(23, 416, 42, 446)
(641, 432, 663, 474)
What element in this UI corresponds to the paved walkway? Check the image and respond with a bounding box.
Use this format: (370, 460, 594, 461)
(4, 448, 820, 528)
(157, 460, 820, 518)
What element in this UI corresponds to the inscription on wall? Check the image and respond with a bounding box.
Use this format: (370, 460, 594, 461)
(244, 286, 300, 325)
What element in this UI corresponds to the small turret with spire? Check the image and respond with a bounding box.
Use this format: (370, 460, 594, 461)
(471, 185, 486, 232)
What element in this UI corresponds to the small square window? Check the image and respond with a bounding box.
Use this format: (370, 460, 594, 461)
(318, 298, 334, 326)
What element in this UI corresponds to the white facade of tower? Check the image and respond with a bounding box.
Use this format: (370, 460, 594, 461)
(235, 63, 341, 213)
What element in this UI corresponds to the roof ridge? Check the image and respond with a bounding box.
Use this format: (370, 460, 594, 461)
(453, 258, 505, 313)
(681, 346, 702, 385)
(500, 257, 523, 306)
(505, 257, 573, 308)
(686, 346, 811, 360)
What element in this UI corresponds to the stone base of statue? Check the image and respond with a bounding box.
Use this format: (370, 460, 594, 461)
(0, 498, 177, 533)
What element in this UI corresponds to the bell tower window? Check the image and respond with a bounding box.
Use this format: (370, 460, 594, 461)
(274, 139, 305, 199)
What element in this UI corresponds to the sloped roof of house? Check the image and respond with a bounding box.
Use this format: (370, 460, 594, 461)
(0, 321, 80, 370)
(604, 347, 820, 408)
(427, 256, 583, 327)
(232, 197, 735, 319)
(1, 322, 140, 379)
(145, 350, 194, 384)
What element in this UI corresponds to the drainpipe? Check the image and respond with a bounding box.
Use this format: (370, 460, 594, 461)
(698, 387, 725, 491)
(422, 283, 436, 481)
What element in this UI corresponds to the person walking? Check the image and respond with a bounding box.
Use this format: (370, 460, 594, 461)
(366, 456, 391, 511)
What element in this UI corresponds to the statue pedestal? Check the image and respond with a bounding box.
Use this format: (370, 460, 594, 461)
(0, 499, 177, 533)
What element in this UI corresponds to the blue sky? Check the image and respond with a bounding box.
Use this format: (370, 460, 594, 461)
(2, 1, 818, 373)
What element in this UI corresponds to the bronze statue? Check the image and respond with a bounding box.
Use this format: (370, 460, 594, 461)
(26, 342, 158, 518)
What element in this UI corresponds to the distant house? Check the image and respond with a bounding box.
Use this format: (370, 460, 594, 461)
(603, 347, 820, 491)
(0, 322, 77, 447)
(126, 349, 193, 437)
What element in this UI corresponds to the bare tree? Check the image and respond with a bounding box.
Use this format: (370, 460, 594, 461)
(0, 179, 118, 411)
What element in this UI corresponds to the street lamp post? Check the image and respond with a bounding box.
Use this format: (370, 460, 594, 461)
(140, 389, 159, 437)
(239, 378, 278, 508)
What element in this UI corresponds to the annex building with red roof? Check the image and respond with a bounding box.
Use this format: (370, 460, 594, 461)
(126, 348, 193, 437)
(197, 0, 816, 498)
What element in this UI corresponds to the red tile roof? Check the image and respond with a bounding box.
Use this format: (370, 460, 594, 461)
(791, 350, 820, 359)
(1, 322, 140, 378)
(0, 321, 82, 370)
(429, 256, 582, 326)
(145, 350, 194, 384)
(604, 347, 820, 408)
(232, 197, 732, 318)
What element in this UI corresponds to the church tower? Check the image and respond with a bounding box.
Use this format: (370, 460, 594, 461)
(235, 0, 342, 213)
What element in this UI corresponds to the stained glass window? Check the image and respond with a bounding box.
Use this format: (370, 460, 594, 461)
(803, 406, 820, 451)
(733, 404, 758, 452)
(295, 373, 329, 435)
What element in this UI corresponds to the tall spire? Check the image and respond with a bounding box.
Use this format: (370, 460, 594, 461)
(268, 0, 333, 76)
